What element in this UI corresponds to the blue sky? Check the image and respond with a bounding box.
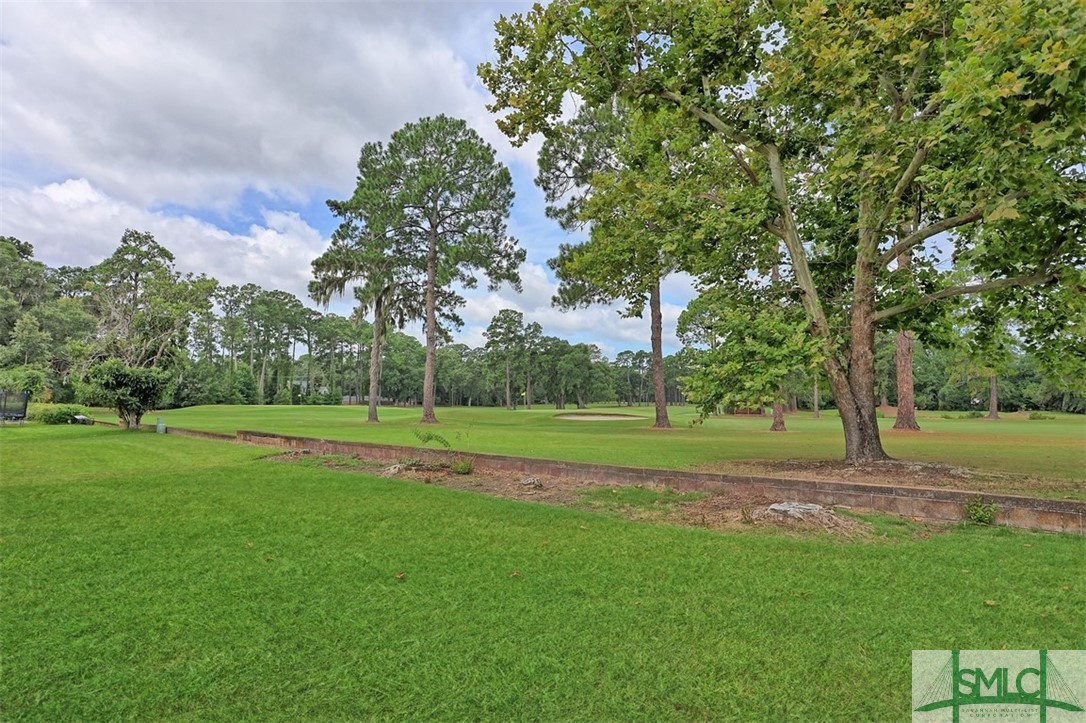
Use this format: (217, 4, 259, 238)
(0, 0, 696, 357)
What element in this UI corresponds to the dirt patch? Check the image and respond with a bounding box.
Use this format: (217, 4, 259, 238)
(268, 451, 883, 539)
(691, 459, 1084, 499)
(672, 495, 872, 539)
(554, 413, 644, 421)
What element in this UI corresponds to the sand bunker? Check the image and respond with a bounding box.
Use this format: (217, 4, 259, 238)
(554, 413, 643, 421)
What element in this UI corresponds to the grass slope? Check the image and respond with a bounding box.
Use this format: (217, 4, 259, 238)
(143, 404, 1086, 483)
(2, 425, 1084, 721)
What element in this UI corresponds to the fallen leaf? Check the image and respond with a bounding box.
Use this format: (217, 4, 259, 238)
(984, 599, 999, 607)
(509, 570, 520, 578)
(395, 572, 406, 580)
(265, 556, 274, 562)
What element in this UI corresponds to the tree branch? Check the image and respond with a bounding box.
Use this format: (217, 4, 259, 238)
(764, 145, 830, 335)
(874, 269, 1058, 322)
(875, 144, 928, 233)
(878, 206, 983, 266)
(879, 73, 902, 118)
(914, 96, 941, 122)
(897, 44, 930, 122)
(657, 90, 763, 154)
(725, 143, 759, 185)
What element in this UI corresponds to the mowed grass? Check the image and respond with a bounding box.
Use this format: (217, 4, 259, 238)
(143, 404, 1086, 483)
(2, 425, 1084, 721)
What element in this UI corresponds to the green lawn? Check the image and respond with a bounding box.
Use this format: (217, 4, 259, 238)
(138, 404, 1086, 483)
(2, 425, 1084, 721)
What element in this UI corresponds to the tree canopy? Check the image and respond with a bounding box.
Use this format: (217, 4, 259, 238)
(316, 115, 524, 424)
(480, 0, 1086, 461)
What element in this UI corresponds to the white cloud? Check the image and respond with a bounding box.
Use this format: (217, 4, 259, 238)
(0, 1, 698, 357)
(455, 263, 688, 357)
(2, 179, 326, 301)
(0, 1, 535, 208)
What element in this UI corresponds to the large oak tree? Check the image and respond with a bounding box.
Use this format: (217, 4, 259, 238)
(480, 0, 1085, 462)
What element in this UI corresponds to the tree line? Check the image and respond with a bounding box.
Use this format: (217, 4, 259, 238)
(1, 231, 1079, 429)
(0, 234, 696, 422)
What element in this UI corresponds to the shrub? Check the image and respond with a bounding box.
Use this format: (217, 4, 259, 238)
(78, 360, 168, 429)
(964, 496, 998, 525)
(34, 404, 91, 425)
(450, 457, 474, 475)
(1028, 411, 1055, 420)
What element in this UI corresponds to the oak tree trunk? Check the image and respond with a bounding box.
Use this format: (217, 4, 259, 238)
(987, 375, 1000, 420)
(824, 234, 891, 462)
(812, 374, 820, 419)
(825, 353, 889, 462)
(770, 398, 786, 432)
(649, 278, 671, 429)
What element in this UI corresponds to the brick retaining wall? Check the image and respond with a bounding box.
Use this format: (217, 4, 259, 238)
(231, 430, 1085, 534)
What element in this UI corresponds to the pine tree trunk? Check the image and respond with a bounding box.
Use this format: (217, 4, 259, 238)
(258, 356, 267, 405)
(525, 370, 532, 410)
(504, 358, 512, 410)
(420, 230, 439, 424)
(987, 375, 1000, 420)
(649, 278, 671, 428)
(366, 308, 384, 423)
(812, 375, 820, 419)
(305, 332, 313, 398)
(892, 329, 920, 430)
(767, 264, 787, 432)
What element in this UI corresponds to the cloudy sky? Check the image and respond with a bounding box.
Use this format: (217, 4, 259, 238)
(0, 0, 696, 357)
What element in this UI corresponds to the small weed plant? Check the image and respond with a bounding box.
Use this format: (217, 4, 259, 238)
(412, 428, 450, 450)
(964, 496, 998, 525)
(450, 457, 474, 475)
